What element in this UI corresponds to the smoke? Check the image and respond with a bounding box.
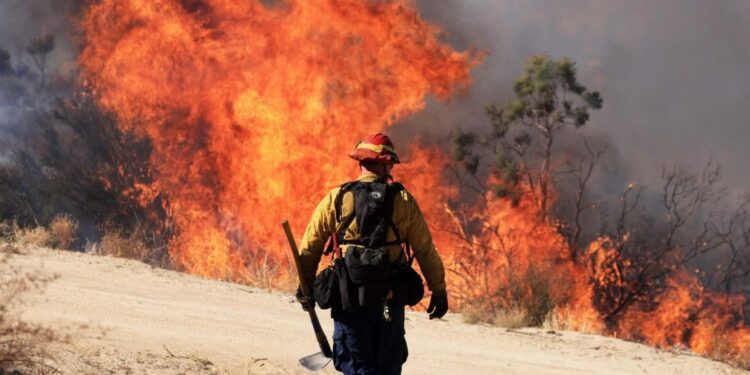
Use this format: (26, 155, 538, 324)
(2, 1, 747, 190)
(0, 0, 78, 158)
(2, 0, 748, 230)
(408, 0, 750, 193)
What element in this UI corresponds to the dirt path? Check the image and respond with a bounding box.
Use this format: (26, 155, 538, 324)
(9, 248, 744, 374)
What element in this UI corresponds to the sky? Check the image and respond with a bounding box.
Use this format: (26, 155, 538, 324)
(1, 0, 749, 193)
(404, 0, 750, 194)
(0, 0, 77, 158)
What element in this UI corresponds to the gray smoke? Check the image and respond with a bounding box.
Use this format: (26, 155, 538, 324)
(2, 0, 749, 192)
(3, 0, 748, 191)
(406, 0, 750, 195)
(0, 0, 78, 160)
(403, 1, 750, 295)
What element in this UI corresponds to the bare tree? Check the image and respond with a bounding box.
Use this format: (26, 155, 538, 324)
(707, 200, 750, 293)
(25, 31, 55, 90)
(591, 161, 727, 323)
(560, 136, 607, 262)
(442, 206, 503, 315)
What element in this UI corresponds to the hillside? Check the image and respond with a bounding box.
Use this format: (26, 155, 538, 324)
(8, 247, 744, 374)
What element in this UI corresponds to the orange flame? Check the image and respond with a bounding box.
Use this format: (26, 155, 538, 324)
(79, 0, 748, 366)
(80, 0, 480, 282)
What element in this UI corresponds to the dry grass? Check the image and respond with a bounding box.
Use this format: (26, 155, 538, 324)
(0, 221, 13, 240)
(95, 230, 150, 261)
(542, 309, 601, 334)
(705, 335, 750, 371)
(49, 215, 78, 250)
(1, 219, 74, 251)
(462, 304, 530, 329)
(0, 222, 17, 254)
(460, 264, 573, 331)
(461, 303, 488, 325)
(492, 307, 530, 329)
(12, 225, 53, 249)
(0, 253, 64, 373)
(244, 249, 288, 289)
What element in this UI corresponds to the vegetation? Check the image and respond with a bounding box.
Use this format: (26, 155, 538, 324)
(25, 31, 55, 89)
(451, 55, 750, 369)
(1, 27, 748, 369)
(0, 36, 170, 264)
(49, 214, 78, 250)
(0, 238, 64, 374)
(453, 55, 602, 219)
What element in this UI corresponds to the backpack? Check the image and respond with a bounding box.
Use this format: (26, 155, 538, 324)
(312, 178, 424, 311)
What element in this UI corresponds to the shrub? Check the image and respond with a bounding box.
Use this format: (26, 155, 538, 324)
(49, 214, 78, 250)
(97, 230, 150, 261)
(706, 335, 750, 371)
(0, 221, 12, 240)
(493, 264, 572, 327)
(492, 307, 529, 329)
(542, 308, 600, 334)
(461, 302, 488, 325)
(13, 225, 53, 248)
(462, 303, 530, 328)
(460, 264, 572, 329)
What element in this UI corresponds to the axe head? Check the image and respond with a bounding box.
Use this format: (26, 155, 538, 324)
(299, 352, 332, 372)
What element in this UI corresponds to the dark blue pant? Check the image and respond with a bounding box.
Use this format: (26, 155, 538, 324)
(331, 306, 408, 375)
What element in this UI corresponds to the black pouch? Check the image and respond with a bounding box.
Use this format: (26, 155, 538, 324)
(344, 247, 392, 285)
(344, 247, 393, 307)
(338, 258, 359, 311)
(313, 261, 340, 310)
(392, 264, 424, 306)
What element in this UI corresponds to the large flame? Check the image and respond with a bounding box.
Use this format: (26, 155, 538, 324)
(79, 0, 748, 367)
(80, 0, 479, 282)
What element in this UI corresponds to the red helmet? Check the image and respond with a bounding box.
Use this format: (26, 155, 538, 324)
(348, 133, 400, 164)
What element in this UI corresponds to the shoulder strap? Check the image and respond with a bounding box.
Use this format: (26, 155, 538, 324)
(334, 181, 358, 223)
(329, 180, 408, 254)
(384, 182, 414, 264)
(330, 182, 360, 255)
(381, 182, 405, 246)
(323, 182, 357, 257)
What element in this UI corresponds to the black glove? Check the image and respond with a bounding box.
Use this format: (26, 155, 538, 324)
(296, 286, 315, 311)
(427, 289, 448, 320)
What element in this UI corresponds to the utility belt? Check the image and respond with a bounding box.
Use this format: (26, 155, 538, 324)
(312, 235, 424, 312)
(313, 179, 425, 314)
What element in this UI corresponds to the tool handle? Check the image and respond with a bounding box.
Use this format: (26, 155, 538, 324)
(283, 220, 312, 296)
(282, 220, 333, 358)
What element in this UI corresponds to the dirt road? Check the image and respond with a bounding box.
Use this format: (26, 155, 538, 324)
(10, 248, 743, 374)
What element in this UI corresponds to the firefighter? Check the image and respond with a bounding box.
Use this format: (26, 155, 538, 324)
(296, 133, 448, 374)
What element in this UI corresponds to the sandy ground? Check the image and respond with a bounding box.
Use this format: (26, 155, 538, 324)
(7, 247, 746, 374)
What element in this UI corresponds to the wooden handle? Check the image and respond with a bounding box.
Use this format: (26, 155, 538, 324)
(282, 220, 333, 358)
(283, 220, 312, 296)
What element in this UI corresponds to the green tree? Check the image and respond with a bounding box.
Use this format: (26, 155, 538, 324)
(454, 55, 602, 220)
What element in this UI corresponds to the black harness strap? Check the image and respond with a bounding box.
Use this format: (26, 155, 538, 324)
(324, 181, 358, 257)
(327, 179, 408, 260)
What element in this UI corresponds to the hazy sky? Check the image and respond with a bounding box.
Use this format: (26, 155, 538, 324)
(0, 0, 77, 157)
(409, 0, 750, 193)
(1, 0, 749, 193)
(0, 0, 75, 70)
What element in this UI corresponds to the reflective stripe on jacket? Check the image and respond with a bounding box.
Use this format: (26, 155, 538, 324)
(298, 173, 447, 293)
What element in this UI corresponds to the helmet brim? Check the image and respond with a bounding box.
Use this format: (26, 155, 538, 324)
(348, 148, 400, 164)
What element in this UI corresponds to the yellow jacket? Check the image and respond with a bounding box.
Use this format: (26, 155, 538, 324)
(298, 173, 446, 293)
